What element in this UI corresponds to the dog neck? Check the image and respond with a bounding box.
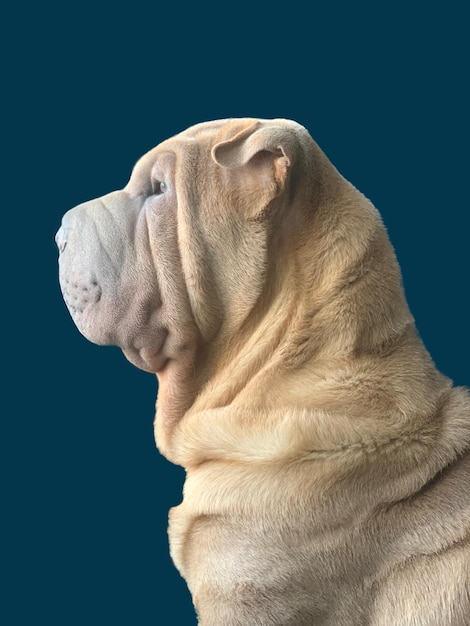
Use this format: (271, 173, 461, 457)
(154, 182, 453, 471)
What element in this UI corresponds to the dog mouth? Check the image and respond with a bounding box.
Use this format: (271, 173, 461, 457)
(56, 202, 177, 374)
(58, 259, 171, 373)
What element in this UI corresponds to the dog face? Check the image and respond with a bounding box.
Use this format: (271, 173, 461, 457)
(56, 118, 317, 374)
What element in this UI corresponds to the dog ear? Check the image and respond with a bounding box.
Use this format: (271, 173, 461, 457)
(211, 122, 295, 217)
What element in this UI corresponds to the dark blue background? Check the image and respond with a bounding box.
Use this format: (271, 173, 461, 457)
(4, 2, 468, 624)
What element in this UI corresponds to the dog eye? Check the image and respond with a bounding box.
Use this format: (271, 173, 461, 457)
(152, 180, 167, 196)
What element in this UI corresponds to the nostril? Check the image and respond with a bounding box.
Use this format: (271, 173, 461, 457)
(55, 227, 67, 253)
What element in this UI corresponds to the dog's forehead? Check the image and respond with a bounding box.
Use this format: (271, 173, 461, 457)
(131, 117, 307, 180)
(175, 117, 305, 143)
(176, 119, 239, 141)
(130, 120, 251, 175)
(155, 118, 259, 153)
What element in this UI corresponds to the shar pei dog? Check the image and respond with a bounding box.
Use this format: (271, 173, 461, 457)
(56, 118, 470, 625)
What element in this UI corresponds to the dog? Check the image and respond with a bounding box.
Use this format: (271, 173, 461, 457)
(56, 118, 470, 624)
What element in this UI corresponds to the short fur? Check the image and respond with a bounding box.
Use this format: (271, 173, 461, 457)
(57, 118, 470, 624)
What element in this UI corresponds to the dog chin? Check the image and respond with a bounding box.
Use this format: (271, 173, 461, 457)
(68, 307, 116, 347)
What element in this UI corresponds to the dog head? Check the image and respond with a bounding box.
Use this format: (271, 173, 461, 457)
(57, 118, 413, 454)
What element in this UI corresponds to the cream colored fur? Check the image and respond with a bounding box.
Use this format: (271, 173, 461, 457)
(57, 118, 470, 625)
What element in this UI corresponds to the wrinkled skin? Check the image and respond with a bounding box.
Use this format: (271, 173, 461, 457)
(57, 119, 470, 625)
(57, 150, 192, 373)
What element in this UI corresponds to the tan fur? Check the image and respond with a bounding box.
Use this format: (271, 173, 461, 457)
(57, 118, 470, 624)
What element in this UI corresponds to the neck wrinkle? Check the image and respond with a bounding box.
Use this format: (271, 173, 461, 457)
(186, 245, 320, 415)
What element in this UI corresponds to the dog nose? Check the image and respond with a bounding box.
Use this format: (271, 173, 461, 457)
(55, 226, 67, 253)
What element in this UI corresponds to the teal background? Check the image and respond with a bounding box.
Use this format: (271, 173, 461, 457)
(4, 2, 468, 624)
